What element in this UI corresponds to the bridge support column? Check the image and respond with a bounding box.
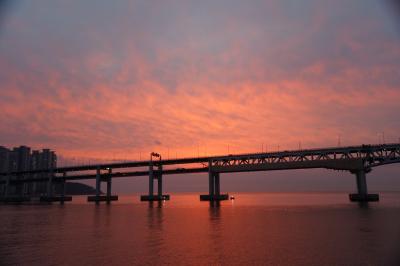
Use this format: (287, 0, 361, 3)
(88, 167, 118, 205)
(47, 168, 54, 198)
(157, 164, 163, 198)
(141, 162, 170, 201)
(349, 169, 379, 202)
(200, 161, 228, 201)
(214, 173, 220, 196)
(106, 168, 114, 204)
(95, 167, 101, 205)
(60, 173, 66, 205)
(149, 163, 154, 196)
(356, 170, 367, 196)
(40, 172, 72, 203)
(208, 168, 214, 196)
(86, 167, 101, 204)
(87, 168, 118, 203)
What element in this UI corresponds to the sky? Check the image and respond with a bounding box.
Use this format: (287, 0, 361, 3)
(0, 0, 400, 192)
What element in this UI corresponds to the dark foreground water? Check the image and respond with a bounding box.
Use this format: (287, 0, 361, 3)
(1, 192, 400, 266)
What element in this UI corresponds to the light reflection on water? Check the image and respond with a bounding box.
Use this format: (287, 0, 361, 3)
(0, 192, 399, 265)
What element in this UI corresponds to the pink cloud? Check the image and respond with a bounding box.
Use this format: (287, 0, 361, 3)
(0, 0, 399, 162)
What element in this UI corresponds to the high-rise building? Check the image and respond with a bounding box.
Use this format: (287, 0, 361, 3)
(0, 146, 10, 195)
(0, 146, 10, 172)
(31, 149, 57, 195)
(15, 146, 31, 194)
(0, 146, 57, 196)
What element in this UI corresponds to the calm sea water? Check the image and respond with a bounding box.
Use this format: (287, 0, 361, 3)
(1, 192, 400, 266)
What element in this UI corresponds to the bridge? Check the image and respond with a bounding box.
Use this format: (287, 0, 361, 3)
(0, 143, 399, 204)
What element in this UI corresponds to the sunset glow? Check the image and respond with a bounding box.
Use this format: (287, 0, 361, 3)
(1, 1, 399, 162)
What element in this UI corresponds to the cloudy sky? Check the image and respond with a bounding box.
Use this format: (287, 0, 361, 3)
(0, 0, 399, 192)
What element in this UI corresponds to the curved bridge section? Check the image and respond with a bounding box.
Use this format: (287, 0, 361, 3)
(211, 144, 400, 172)
(206, 144, 400, 202)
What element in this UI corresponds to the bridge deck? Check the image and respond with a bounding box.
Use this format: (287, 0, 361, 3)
(0, 144, 399, 185)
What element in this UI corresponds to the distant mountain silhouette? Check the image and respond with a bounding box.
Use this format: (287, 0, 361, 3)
(55, 182, 102, 195)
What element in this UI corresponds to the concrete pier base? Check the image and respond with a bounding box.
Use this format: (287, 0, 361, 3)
(140, 194, 170, 201)
(349, 169, 378, 202)
(200, 194, 229, 201)
(87, 195, 118, 202)
(0, 196, 31, 203)
(201, 168, 229, 201)
(349, 193, 379, 202)
(40, 196, 73, 202)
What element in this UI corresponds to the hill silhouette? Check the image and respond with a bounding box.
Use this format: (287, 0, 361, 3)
(55, 182, 102, 195)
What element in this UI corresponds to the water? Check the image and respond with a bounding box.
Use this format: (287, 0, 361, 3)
(1, 192, 400, 265)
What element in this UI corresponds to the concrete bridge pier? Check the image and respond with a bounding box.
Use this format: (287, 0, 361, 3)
(106, 168, 113, 204)
(95, 167, 101, 204)
(47, 168, 54, 198)
(214, 172, 220, 197)
(200, 163, 229, 201)
(209, 168, 214, 196)
(141, 162, 170, 201)
(87, 167, 118, 203)
(349, 169, 379, 202)
(157, 164, 163, 198)
(59, 173, 66, 204)
(149, 162, 154, 196)
(59, 172, 73, 204)
(40, 171, 72, 203)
